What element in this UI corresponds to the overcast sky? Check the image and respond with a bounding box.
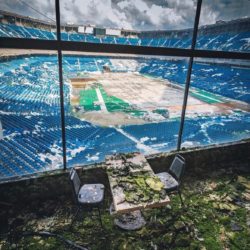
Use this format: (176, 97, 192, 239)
(0, 0, 249, 30)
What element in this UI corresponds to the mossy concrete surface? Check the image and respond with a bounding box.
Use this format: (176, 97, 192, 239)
(0, 166, 249, 250)
(0, 141, 249, 249)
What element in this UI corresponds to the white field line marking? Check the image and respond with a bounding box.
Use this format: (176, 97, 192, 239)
(96, 88, 108, 112)
(115, 128, 158, 155)
(191, 90, 223, 103)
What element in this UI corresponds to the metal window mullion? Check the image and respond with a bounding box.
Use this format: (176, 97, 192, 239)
(177, 0, 202, 151)
(0, 0, 249, 157)
(0, 37, 250, 60)
(55, 0, 67, 170)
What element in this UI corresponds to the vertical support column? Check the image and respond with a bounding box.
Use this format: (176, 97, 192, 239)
(0, 119, 3, 140)
(177, 0, 202, 151)
(55, 0, 67, 170)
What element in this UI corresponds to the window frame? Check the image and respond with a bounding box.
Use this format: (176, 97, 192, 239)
(0, 0, 249, 170)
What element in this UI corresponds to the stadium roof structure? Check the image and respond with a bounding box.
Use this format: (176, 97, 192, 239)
(0, 9, 56, 26)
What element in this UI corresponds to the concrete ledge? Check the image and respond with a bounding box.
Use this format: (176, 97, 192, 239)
(147, 139, 250, 175)
(0, 140, 249, 208)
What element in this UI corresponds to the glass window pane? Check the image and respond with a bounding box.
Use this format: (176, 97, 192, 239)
(0, 49, 62, 182)
(0, 2, 56, 40)
(62, 52, 188, 167)
(197, 0, 250, 52)
(60, 0, 196, 48)
(182, 58, 250, 149)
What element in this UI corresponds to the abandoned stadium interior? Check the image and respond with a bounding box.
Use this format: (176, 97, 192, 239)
(0, 0, 249, 249)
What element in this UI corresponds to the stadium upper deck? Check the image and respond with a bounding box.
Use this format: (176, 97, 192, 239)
(0, 10, 249, 52)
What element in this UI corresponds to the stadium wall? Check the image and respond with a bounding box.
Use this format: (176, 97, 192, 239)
(0, 10, 56, 31)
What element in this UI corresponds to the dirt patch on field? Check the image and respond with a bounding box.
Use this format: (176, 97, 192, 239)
(94, 72, 221, 118)
(71, 72, 244, 126)
(79, 111, 146, 126)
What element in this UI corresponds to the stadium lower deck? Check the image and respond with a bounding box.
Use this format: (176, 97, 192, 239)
(0, 54, 249, 182)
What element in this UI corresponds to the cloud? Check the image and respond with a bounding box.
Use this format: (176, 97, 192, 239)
(0, 0, 249, 30)
(0, 0, 55, 22)
(61, 0, 130, 28)
(199, 4, 219, 26)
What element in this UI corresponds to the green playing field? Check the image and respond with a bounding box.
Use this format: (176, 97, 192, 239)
(79, 85, 144, 116)
(79, 88, 101, 111)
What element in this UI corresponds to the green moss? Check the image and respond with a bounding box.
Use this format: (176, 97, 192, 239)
(219, 215, 231, 225)
(2, 173, 250, 250)
(18, 236, 64, 250)
(230, 231, 250, 250)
